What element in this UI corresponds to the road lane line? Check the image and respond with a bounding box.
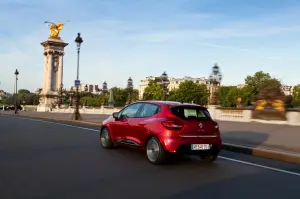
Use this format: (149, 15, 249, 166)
(5, 115, 300, 177)
(219, 156, 300, 177)
(15, 116, 99, 132)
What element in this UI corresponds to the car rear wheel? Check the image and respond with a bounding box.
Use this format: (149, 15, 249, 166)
(146, 137, 167, 165)
(200, 151, 218, 162)
(100, 127, 114, 149)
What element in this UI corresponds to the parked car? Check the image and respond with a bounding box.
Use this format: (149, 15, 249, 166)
(100, 101, 222, 164)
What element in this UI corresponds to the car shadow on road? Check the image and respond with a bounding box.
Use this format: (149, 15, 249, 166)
(105, 146, 219, 166)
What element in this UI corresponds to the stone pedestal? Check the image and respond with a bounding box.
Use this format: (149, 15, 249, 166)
(37, 39, 68, 112)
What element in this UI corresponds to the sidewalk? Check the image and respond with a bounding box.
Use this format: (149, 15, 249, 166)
(2, 111, 300, 164)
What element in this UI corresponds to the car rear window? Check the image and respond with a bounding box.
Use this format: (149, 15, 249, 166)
(170, 106, 211, 120)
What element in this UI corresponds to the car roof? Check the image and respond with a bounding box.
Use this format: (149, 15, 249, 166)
(135, 100, 206, 108)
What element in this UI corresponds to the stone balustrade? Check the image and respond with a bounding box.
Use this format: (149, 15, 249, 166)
(50, 106, 123, 115)
(207, 106, 300, 126)
(26, 104, 300, 126)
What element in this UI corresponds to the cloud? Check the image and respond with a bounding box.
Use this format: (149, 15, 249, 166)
(0, 0, 300, 92)
(198, 42, 282, 61)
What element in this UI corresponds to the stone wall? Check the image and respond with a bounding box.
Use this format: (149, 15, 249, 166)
(208, 106, 300, 126)
(26, 105, 300, 126)
(50, 106, 123, 115)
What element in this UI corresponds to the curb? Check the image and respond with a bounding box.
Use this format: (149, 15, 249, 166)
(222, 143, 300, 165)
(1, 113, 103, 127)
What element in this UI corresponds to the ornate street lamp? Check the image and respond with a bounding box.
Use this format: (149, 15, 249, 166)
(208, 63, 222, 105)
(73, 33, 83, 120)
(126, 77, 134, 104)
(14, 69, 19, 114)
(158, 71, 170, 101)
(57, 83, 65, 108)
(102, 81, 108, 93)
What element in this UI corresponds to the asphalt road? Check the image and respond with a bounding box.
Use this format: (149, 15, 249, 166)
(1, 115, 300, 199)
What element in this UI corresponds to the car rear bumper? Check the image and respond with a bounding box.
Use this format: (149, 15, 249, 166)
(160, 136, 222, 154)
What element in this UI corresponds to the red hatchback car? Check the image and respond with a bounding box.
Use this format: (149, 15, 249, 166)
(100, 101, 222, 164)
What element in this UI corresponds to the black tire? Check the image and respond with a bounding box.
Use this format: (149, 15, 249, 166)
(200, 151, 219, 162)
(100, 127, 114, 149)
(146, 137, 168, 165)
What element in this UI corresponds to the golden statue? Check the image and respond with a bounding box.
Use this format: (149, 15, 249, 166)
(44, 21, 69, 39)
(255, 100, 267, 111)
(272, 99, 285, 111)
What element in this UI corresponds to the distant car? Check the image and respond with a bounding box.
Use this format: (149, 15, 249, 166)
(100, 101, 222, 165)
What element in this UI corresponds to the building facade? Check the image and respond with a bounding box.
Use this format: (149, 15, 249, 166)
(139, 76, 211, 99)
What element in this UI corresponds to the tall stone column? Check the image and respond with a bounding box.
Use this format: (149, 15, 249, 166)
(56, 53, 64, 88)
(42, 52, 48, 92)
(47, 52, 53, 92)
(37, 39, 68, 112)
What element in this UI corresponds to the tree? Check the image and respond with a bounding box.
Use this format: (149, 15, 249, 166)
(167, 80, 209, 105)
(143, 80, 163, 100)
(111, 87, 127, 106)
(292, 85, 300, 107)
(219, 86, 235, 107)
(18, 89, 30, 94)
(245, 71, 281, 97)
(218, 85, 253, 107)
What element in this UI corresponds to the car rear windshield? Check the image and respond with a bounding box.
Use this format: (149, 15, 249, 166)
(170, 106, 211, 120)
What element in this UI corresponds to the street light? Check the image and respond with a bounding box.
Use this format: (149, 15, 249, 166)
(14, 69, 19, 114)
(159, 71, 170, 101)
(126, 77, 133, 104)
(84, 84, 88, 106)
(57, 83, 65, 108)
(72, 33, 83, 120)
(208, 63, 222, 105)
(102, 81, 108, 93)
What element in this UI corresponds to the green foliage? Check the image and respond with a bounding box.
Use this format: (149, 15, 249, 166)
(18, 89, 30, 94)
(78, 88, 139, 107)
(245, 71, 281, 97)
(80, 94, 108, 107)
(1, 91, 40, 106)
(219, 85, 253, 107)
(143, 80, 163, 100)
(219, 86, 235, 107)
(292, 85, 300, 107)
(167, 81, 209, 105)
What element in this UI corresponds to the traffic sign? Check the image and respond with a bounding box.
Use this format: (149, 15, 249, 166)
(75, 80, 80, 86)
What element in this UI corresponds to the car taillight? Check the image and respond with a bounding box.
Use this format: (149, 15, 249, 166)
(162, 121, 183, 130)
(212, 121, 219, 129)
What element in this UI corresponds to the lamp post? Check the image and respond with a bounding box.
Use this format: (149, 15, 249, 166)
(126, 77, 133, 104)
(102, 81, 108, 94)
(73, 33, 83, 120)
(208, 63, 222, 105)
(14, 69, 19, 114)
(57, 83, 65, 108)
(84, 84, 88, 107)
(159, 71, 170, 101)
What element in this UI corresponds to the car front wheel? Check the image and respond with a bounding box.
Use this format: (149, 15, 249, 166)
(146, 137, 167, 165)
(100, 127, 114, 149)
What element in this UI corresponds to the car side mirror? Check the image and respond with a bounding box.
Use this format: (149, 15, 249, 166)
(112, 112, 119, 119)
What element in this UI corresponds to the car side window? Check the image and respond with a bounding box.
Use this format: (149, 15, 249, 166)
(137, 103, 159, 118)
(119, 103, 143, 118)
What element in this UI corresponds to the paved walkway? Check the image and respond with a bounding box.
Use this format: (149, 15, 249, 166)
(2, 111, 300, 155)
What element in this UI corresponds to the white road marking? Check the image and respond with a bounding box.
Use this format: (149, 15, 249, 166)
(5, 115, 300, 177)
(15, 116, 99, 132)
(223, 142, 300, 157)
(219, 156, 300, 177)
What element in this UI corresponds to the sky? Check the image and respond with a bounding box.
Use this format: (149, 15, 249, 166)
(0, 0, 300, 93)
